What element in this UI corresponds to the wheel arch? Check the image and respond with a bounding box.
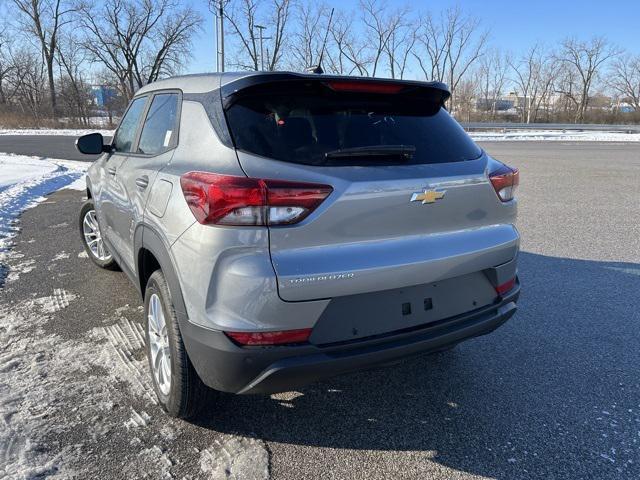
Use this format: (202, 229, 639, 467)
(85, 176, 93, 199)
(135, 225, 188, 319)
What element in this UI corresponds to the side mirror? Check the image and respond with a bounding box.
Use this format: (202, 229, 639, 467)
(75, 133, 111, 155)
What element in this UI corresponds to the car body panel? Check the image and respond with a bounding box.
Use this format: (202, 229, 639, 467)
(236, 150, 517, 301)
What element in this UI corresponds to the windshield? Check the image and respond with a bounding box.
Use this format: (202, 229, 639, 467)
(224, 84, 482, 166)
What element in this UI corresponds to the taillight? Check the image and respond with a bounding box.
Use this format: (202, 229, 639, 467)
(489, 163, 519, 202)
(326, 80, 405, 94)
(225, 328, 312, 346)
(495, 278, 516, 295)
(180, 172, 332, 226)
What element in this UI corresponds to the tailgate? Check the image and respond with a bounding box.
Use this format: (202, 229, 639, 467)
(237, 152, 518, 301)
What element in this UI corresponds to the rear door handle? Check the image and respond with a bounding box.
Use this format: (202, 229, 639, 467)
(135, 175, 149, 189)
(107, 167, 117, 176)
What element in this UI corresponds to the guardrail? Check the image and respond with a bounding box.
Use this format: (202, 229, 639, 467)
(461, 122, 640, 133)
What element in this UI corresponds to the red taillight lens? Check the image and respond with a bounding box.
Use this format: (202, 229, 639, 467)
(489, 163, 519, 202)
(495, 278, 516, 295)
(180, 172, 332, 226)
(225, 328, 312, 346)
(326, 81, 405, 94)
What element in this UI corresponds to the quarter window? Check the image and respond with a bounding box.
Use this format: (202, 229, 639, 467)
(137, 93, 179, 155)
(112, 97, 147, 153)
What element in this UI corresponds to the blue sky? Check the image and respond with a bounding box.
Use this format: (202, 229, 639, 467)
(186, 0, 640, 74)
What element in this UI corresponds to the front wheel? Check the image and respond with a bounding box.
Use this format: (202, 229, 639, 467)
(79, 199, 118, 270)
(144, 270, 211, 418)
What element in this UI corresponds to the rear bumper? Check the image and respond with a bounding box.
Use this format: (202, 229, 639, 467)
(180, 284, 520, 395)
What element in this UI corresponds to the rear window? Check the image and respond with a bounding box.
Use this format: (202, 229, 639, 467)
(224, 82, 481, 166)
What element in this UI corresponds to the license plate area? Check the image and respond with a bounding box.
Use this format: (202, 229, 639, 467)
(309, 271, 496, 345)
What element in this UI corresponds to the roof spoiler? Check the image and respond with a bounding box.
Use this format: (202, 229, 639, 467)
(220, 72, 451, 108)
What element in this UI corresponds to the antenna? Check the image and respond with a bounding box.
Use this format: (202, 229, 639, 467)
(307, 7, 334, 75)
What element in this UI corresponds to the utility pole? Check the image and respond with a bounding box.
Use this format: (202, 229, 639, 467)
(214, 0, 225, 72)
(254, 24, 270, 71)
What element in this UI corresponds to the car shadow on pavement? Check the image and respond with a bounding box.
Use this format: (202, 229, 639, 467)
(194, 251, 640, 479)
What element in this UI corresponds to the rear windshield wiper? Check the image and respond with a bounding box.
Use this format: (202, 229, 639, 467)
(325, 145, 416, 160)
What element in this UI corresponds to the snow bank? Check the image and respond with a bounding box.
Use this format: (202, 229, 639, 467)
(0, 157, 59, 189)
(470, 130, 640, 142)
(0, 128, 114, 137)
(0, 154, 88, 285)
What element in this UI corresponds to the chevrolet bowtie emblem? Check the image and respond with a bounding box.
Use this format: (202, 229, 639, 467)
(410, 189, 446, 204)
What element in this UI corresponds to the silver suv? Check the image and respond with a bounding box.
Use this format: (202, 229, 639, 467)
(76, 72, 520, 418)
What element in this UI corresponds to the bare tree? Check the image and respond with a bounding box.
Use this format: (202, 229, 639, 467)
(9, 47, 48, 119)
(12, 0, 77, 119)
(509, 44, 558, 123)
(80, 0, 201, 100)
(223, 0, 292, 71)
(414, 7, 487, 112)
(383, 8, 416, 79)
(0, 27, 17, 106)
(56, 31, 91, 124)
(476, 48, 509, 119)
(557, 37, 620, 122)
(288, 2, 330, 70)
(609, 53, 640, 112)
(327, 9, 370, 76)
(360, 0, 402, 77)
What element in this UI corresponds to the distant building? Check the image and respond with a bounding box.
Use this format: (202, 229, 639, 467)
(475, 98, 514, 111)
(614, 102, 636, 113)
(91, 85, 117, 107)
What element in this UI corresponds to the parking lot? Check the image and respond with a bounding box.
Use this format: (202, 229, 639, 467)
(1, 140, 639, 479)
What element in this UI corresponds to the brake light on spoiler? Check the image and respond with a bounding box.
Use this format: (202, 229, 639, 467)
(325, 80, 405, 94)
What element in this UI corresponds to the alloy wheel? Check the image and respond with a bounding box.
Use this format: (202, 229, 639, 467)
(148, 293, 172, 396)
(82, 209, 111, 261)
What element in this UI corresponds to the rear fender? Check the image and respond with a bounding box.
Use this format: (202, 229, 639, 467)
(135, 225, 187, 318)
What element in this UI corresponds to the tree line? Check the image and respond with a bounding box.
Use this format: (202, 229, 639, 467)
(219, 0, 640, 124)
(0, 0, 202, 127)
(1, 0, 639, 128)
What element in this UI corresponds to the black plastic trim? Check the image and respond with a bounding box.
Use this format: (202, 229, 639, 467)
(181, 284, 520, 394)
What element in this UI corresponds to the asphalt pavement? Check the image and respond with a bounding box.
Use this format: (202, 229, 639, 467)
(1, 139, 639, 479)
(0, 134, 110, 161)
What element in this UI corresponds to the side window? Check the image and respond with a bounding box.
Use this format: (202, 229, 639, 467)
(112, 97, 147, 153)
(137, 93, 179, 155)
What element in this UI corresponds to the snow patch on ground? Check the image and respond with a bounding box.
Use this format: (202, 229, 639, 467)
(470, 130, 640, 142)
(0, 218, 272, 479)
(0, 289, 163, 478)
(134, 445, 174, 479)
(101, 318, 158, 405)
(2, 252, 35, 284)
(125, 409, 151, 430)
(0, 153, 88, 286)
(200, 437, 270, 480)
(52, 252, 70, 261)
(0, 128, 114, 137)
(0, 296, 110, 478)
(35, 288, 77, 313)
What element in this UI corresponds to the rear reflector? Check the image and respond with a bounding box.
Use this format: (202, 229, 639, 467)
(225, 328, 312, 346)
(326, 81, 405, 94)
(489, 163, 519, 202)
(180, 172, 332, 226)
(495, 278, 516, 295)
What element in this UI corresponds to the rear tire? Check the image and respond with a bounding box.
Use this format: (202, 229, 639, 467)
(144, 270, 211, 418)
(79, 199, 118, 270)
